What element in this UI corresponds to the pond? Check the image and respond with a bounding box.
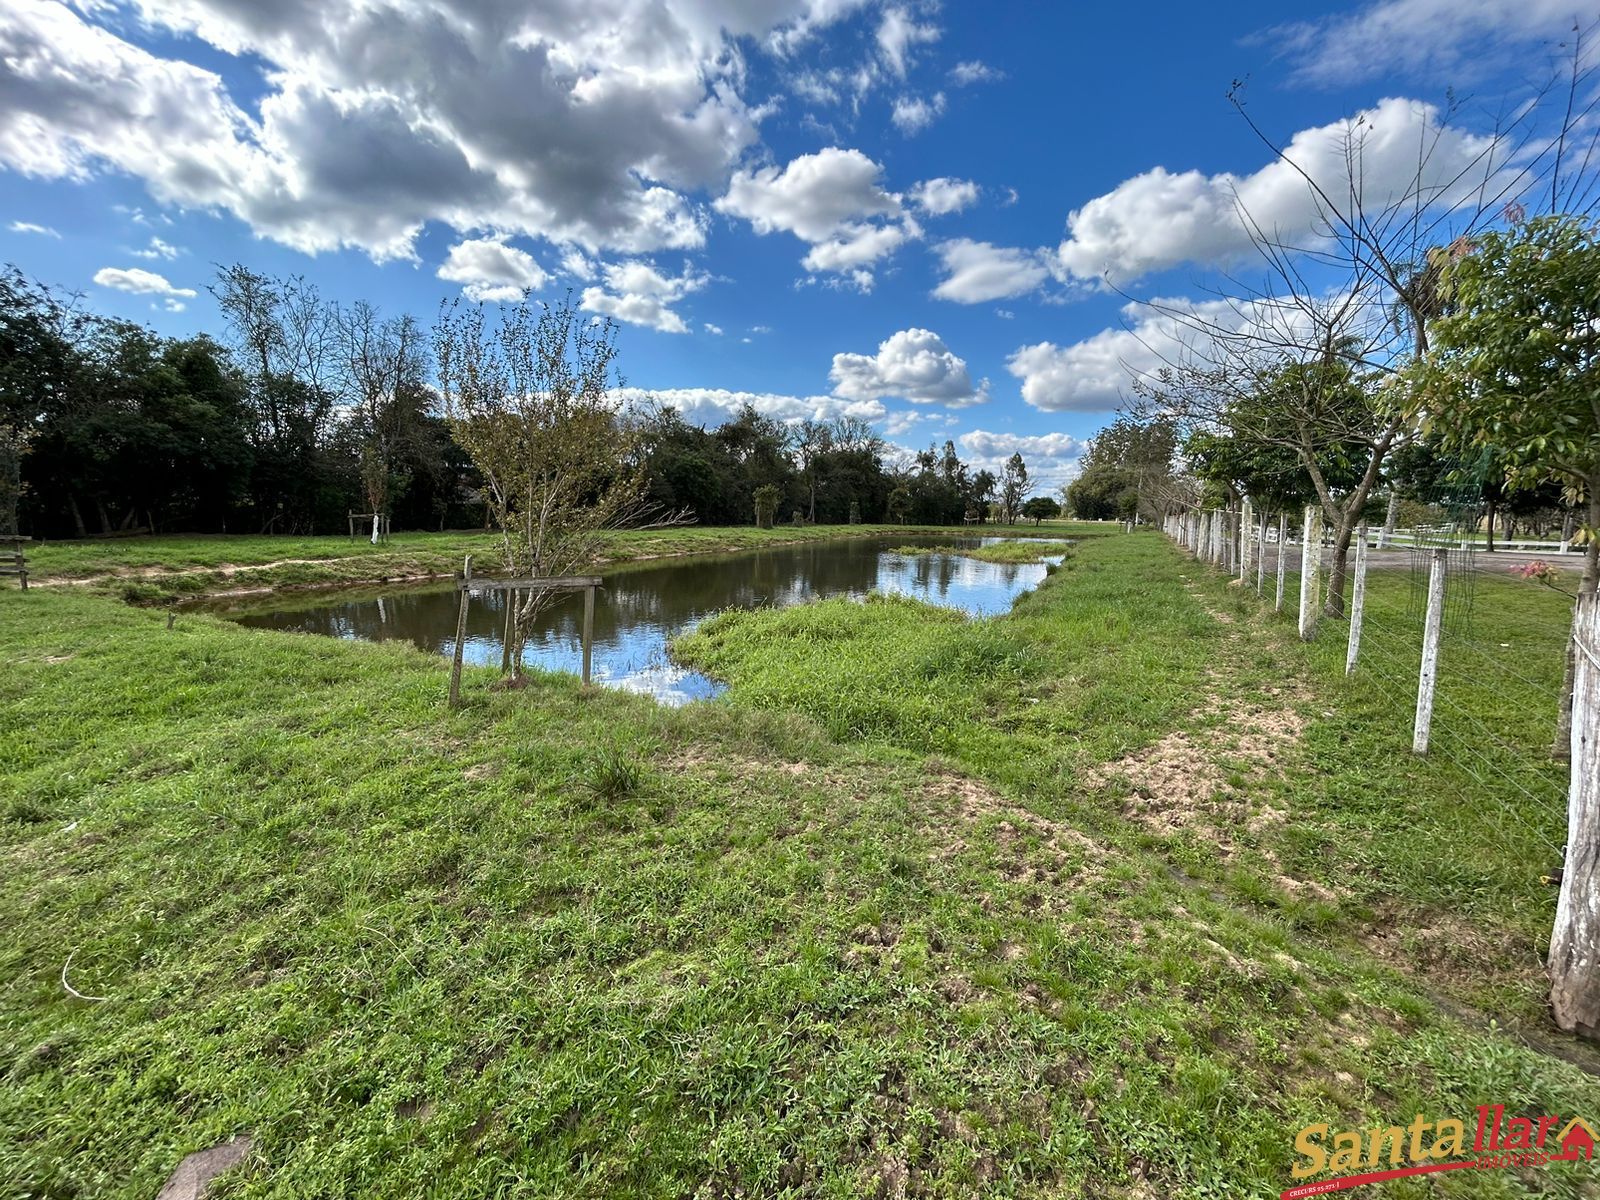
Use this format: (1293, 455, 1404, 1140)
(223, 535, 1063, 705)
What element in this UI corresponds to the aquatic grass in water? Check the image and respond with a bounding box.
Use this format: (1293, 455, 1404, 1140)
(890, 540, 1075, 564)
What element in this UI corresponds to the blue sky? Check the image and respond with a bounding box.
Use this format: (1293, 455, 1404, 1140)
(0, 0, 1584, 490)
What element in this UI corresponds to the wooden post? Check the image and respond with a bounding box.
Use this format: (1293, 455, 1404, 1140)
(1239, 499, 1254, 581)
(1412, 548, 1447, 755)
(1345, 524, 1369, 675)
(1298, 505, 1322, 641)
(501, 589, 516, 673)
(449, 555, 472, 709)
(581, 584, 596, 686)
(1551, 593, 1600, 1032)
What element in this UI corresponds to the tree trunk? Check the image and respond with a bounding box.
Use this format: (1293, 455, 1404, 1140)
(67, 494, 87, 539)
(1322, 514, 1355, 618)
(1550, 590, 1600, 1036)
(1486, 498, 1496, 553)
(1554, 493, 1600, 759)
(1379, 490, 1399, 549)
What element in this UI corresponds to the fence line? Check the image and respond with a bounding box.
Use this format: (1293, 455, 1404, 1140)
(1158, 501, 1572, 861)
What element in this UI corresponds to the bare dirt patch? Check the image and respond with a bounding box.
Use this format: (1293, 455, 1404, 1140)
(1081, 578, 1337, 901)
(920, 768, 1112, 907)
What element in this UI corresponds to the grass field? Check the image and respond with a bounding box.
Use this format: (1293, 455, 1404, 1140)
(23, 521, 1099, 605)
(3, 527, 1597, 1198)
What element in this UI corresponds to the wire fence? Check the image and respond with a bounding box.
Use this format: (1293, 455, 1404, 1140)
(1162, 505, 1573, 863)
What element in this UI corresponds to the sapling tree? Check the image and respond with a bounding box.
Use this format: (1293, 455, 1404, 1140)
(435, 294, 667, 677)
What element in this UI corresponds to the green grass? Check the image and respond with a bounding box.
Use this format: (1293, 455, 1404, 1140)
(890, 540, 1076, 564)
(2, 530, 1597, 1198)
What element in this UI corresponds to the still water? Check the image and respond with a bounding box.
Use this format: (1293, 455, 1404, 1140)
(227, 535, 1060, 705)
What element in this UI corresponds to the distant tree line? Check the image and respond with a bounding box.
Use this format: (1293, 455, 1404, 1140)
(0, 264, 1050, 538)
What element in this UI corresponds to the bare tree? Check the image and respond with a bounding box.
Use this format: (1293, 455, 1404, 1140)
(1127, 62, 1593, 615)
(790, 419, 830, 522)
(337, 302, 429, 538)
(1000, 453, 1029, 525)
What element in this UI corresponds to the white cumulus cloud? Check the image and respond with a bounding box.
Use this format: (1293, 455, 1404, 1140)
(1006, 294, 1317, 413)
(92, 266, 195, 298)
(932, 239, 1050, 303)
(581, 260, 708, 333)
(1054, 97, 1505, 285)
(831, 327, 987, 407)
(890, 92, 945, 134)
(910, 177, 979, 215)
(614, 387, 886, 427)
(716, 147, 917, 288)
(437, 237, 550, 303)
(0, 0, 866, 262)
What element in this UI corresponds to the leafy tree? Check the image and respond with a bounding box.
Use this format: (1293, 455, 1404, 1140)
(968, 468, 997, 523)
(753, 483, 780, 529)
(886, 483, 911, 524)
(1425, 215, 1600, 592)
(1021, 496, 1060, 525)
(1066, 464, 1136, 520)
(1421, 213, 1600, 771)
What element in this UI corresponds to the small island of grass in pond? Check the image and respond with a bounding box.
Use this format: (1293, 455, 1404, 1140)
(891, 540, 1074, 564)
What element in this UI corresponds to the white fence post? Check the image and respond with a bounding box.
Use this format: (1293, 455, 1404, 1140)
(1275, 514, 1288, 613)
(1345, 523, 1369, 675)
(1412, 548, 1447, 755)
(1550, 593, 1600, 1032)
(1298, 504, 1322, 641)
(1239, 499, 1255, 582)
(1255, 511, 1267, 596)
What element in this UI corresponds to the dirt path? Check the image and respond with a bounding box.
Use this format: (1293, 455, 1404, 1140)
(1080, 569, 1337, 902)
(37, 555, 381, 587)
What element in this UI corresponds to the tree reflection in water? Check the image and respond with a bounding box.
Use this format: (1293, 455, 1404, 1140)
(226, 535, 1065, 705)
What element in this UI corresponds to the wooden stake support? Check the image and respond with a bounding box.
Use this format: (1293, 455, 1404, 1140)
(449, 567, 604, 705)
